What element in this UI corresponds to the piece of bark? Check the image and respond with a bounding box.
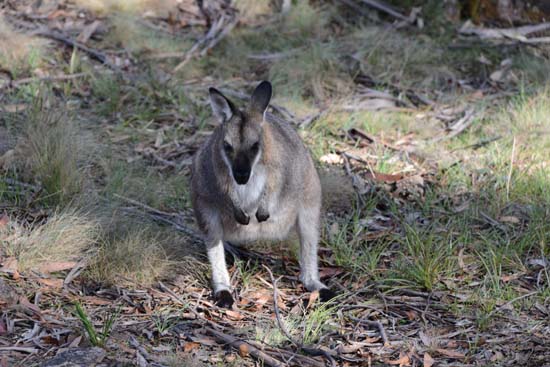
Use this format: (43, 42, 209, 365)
(40, 347, 106, 367)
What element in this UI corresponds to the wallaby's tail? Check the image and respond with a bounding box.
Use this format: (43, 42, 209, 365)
(319, 166, 356, 215)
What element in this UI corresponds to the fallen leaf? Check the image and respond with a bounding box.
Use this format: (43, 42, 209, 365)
(498, 215, 520, 224)
(37, 278, 64, 288)
(76, 20, 102, 44)
(491, 350, 504, 361)
(238, 343, 249, 357)
(319, 267, 344, 278)
(39, 261, 77, 274)
(307, 291, 319, 309)
(319, 153, 343, 165)
(18, 296, 42, 317)
(501, 273, 524, 282)
(364, 171, 404, 183)
(1, 104, 27, 113)
(225, 310, 244, 321)
(183, 342, 200, 353)
(387, 353, 410, 366)
(436, 348, 465, 359)
(81, 296, 112, 305)
(0, 214, 8, 228)
(458, 248, 467, 271)
(419, 330, 433, 347)
(0, 257, 19, 280)
(423, 352, 435, 367)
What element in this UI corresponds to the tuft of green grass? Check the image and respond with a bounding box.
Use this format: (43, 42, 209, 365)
(302, 299, 339, 345)
(103, 160, 190, 211)
(90, 74, 125, 117)
(74, 302, 119, 347)
(324, 205, 389, 278)
(397, 224, 455, 291)
(234, 259, 259, 290)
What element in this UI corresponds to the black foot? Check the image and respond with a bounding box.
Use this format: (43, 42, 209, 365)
(319, 288, 337, 302)
(214, 290, 234, 308)
(234, 208, 250, 225)
(255, 209, 270, 222)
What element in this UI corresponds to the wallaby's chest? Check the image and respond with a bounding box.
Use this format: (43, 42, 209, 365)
(232, 167, 266, 211)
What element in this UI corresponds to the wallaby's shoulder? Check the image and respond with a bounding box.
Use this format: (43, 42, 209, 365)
(264, 112, 307, 152)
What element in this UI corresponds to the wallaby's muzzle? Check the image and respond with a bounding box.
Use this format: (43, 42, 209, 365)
(232, 153, 252, 185)
(233, 170, 250, 185)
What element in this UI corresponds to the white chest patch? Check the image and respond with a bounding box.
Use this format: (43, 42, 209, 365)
(233, 167, 266, 210)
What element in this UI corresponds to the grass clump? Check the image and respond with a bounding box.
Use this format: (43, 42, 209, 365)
(17, 105, 87, 207)
(88, 227, 171, 286)
(397, 224, 455, 291)
(74, 302, 119, 347)
(0, 210, 99, 272)
(74, 0, 177, 16)
(0, 17, 44, 78)
(107, 15, 189, 55)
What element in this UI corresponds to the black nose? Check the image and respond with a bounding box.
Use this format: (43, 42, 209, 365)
(234, 171, 250, 185)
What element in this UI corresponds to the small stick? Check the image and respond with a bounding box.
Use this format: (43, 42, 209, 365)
(506, 136, 516, 201)
(205, 327, 286, 367)
(354, 0, 410, 22)
(63, 259, 87, 288)
(35, 30, 113, 68)
(348, 316, 390, 346)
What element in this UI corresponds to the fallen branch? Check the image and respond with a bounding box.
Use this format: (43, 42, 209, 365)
(459, 20, 550, 44)
(174, 14, 238, 72)
(205, 327, 286, 367)
(356, 0, 409, 22)
(112, 194, 202, 243)
(460, 20, 550, 40)
(34, 30, 114, 68)
(431, 108, 477, 142)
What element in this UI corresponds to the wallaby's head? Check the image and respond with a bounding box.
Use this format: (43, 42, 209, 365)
(209, 81, 272, 185)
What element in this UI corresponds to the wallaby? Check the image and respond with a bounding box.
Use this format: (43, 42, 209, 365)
(191, 81, 335, 308)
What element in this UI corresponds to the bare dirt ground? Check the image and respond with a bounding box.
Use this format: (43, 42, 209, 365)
(1, 1, 549, 366)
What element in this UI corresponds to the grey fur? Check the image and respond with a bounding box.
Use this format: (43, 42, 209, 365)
(191, 81, 326, 304)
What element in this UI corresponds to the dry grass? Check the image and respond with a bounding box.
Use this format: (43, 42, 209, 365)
(74, 0, 180, 16)
(107, 15, 189, 55)
(16, 106, 86, 207)
(0, 210, 99, 271)
(0, 17, 45, 78)
(87, 227, 173, 286)
(234, 0, 272, 21)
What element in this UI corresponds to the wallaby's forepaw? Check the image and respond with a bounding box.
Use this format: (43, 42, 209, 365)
(234, 208, 250, 225)
(214, 290, 234, 308)
(255, 207, 270, 222)
(319, 288, 337, 302)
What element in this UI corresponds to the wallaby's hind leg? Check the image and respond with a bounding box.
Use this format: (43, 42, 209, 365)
(207, 239, 234, 308)
(297, 204, 337, 302)
(297, 205, 325, 291)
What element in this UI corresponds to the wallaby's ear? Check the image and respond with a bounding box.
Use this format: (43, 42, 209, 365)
(209, 88, 235, 123)
(249, 81, 272, 115)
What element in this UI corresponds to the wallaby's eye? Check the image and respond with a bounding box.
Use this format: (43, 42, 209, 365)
(251, 142, 260, 153)
(223, 141, 233, 153)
